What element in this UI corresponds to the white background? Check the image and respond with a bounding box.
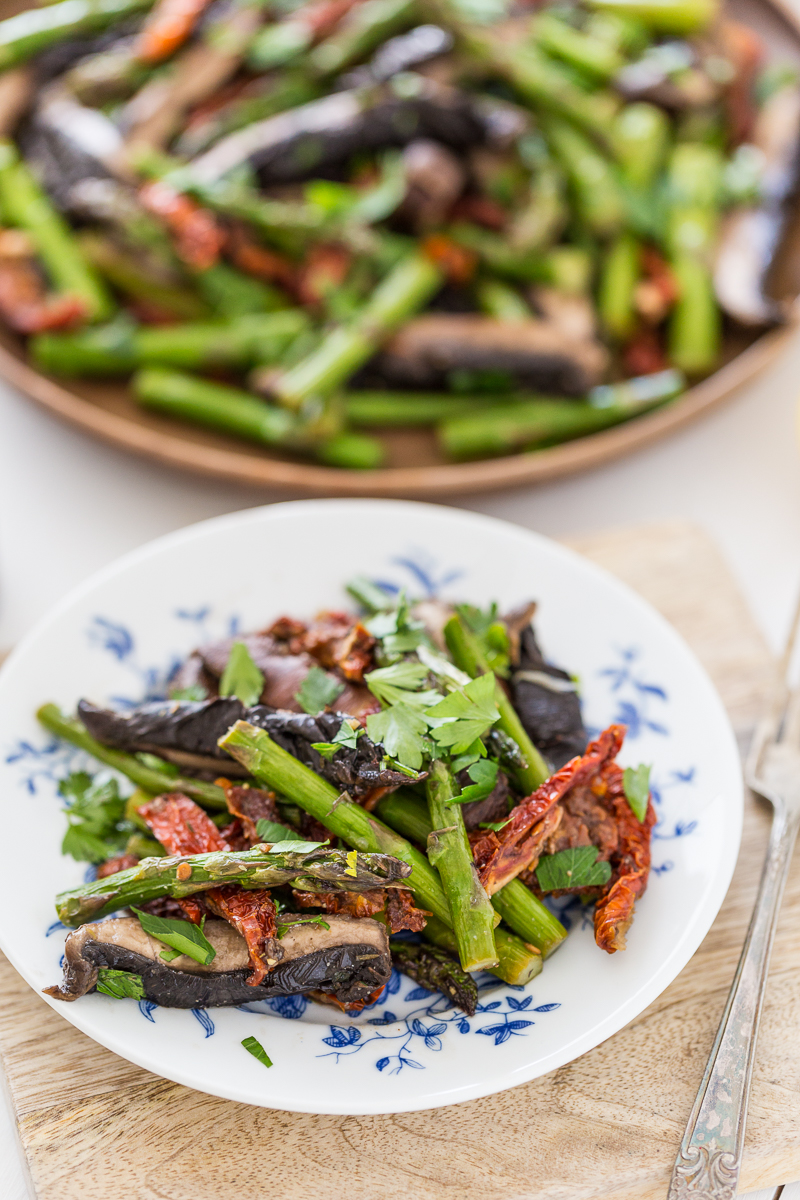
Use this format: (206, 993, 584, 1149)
(1, 329, 799, 1194)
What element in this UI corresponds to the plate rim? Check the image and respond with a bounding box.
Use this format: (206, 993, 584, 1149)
(0, 500, 744, 1112)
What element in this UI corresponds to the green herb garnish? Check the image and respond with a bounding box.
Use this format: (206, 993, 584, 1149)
(365, 660, 440, 708)
(455, 758, 499, 803)
(159, 947, 181, 962)
(255, 818, 296, 842)
(367, 701, 430, 771)
(478, 817, 512, 832)
(96, 968, 145, 1000)
(219, 641, 265, 707)
(294, 665, 345, 714)
(311, 742, 340, 759)
(132, 908, 217, 966)
(242, 1035, 273, 1068)
(59, 773, 132, 864)
(455, 603, 510, 676)
(170, 684, 208, 701)
(623, 764, 652, 822)
(276, 914, 331, 937)
(425, 672, 500, 754)
(535, 846, 612, 893)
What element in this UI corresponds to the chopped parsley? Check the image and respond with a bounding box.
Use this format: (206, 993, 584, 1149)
(478, 817, 512, 832)
(96, 968, 145, 1000)
(456, 603, 510, 676)
(170, 683, 208, 701)
(535, 846, 612, 893)
(311, 742, 340, 760)
(332, 719, 361, 749)
(219, 641, 264, 707)
(132, 908, 217, 966)
(295, 665, 344, 714)
(242, 1035, 273, 1068)
(623, 764, 652, 822)
(255, 818, 296, 842)
(455, 758, 499, 803)
(425, 672, 500, 754)
(365, 660, 439, 708)
(264, 839, 328, 853)
(59, 772, 133, 864)
(367, 701, 430, 771)
(276, 914, 331, 937)
(365, 592, 428, 661)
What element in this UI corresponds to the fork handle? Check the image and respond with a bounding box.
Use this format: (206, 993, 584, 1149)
(666, 804, 800, 1200)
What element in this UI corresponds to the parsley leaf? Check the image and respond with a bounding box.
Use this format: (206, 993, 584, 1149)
(479, 817, 512, 832)
(455, 758, 499, 803)
(295, 666, 345, 714)
(311, 742, 340, 760)
(242, 1035, 273, 1068)
(456, 603, 510, 676)
(132, 908, 217, 966)
(159, 947, 181, 962)
(333, 719, 361, 749)
(255, 817, 296, 842)
(59, 773, 131, 864)
(367, 701, 429, 771)
(276, 914, 331, 937)
(536, 846, 612, 893)
(366, 591, 428, 661)
(365, 660, 440, 708)
(264, 839, 328, 853)
(96, 968, 145, 1000)
(170, 683, 208, 702)
(424, 672, 500, 754)
(623, 764, 651, 822)
(219, 641, 264, 707)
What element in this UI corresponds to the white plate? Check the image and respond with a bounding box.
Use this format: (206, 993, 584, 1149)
(0, 500, 742, 1114)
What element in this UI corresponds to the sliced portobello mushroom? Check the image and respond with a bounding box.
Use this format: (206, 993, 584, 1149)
(510, 625, 587, 769)
(77, 698, 413, 797)
(189, 77, 492, 186)
(46, 914, 391, 1007)
(371, 313, 608, 394)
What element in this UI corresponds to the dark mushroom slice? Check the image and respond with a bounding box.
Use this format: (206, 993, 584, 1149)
(510, 624, 587, 770)
(76, 698, 413, 797)
(189, 77, 491, 186)
(45, 914, 392, 1007)
(371, 313, 609, 394)
(714, 83, 800, 326)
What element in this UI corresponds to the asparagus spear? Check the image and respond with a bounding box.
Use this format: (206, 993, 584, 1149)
(0, 0, 154, 70)
(219, 721, 540, 984)
(345, 390, 492, 426)
(37, 704, 227, 809)
(0, 142, 113, 321)
(193, 262, 289, 318)
(269, 251, 442, 410)
(542, 119, 625, 238)
(442, 614, 549, 795)
(315, 431, 386, 469)
(134, 368, 300, 445)
(439, 396, 661, 460)
(33, 311, 309, 376)
(508, 159, 567, 255)
(425, 760, 498, 971)
(77, 231, 210, 320)
(423, 914, 541, 986)
(598, 233, 640, 340)
(589, 367, 684, 408)
(175, 73, 320, 157)
(584, 0, 718, 35)
(613, 102, 670, 190)
(56, 844, 412, 926)
(531, 9, 624, 81)
(375, 789, 567, 956)
(665, 143, 723, 374)
(390, 939, 479, 1015)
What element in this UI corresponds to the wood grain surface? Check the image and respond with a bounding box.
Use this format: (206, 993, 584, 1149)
(1, 520, 798, 1200)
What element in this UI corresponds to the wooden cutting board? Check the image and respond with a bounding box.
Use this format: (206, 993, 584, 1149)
(1, 520, 797, 1200)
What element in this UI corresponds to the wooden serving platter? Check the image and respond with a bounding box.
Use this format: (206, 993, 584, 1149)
(1, 519, 799, 1200)
(2, 0, 800, 497)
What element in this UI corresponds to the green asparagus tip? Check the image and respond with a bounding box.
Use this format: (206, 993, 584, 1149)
(316, 431, 386, 470)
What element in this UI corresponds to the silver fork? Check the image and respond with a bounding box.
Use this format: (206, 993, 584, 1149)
(666, 593, 800, 1200)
